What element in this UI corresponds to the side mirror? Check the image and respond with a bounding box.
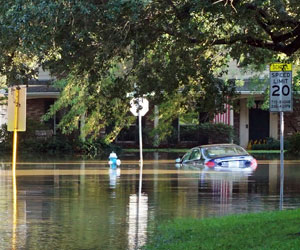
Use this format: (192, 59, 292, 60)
(175, 158, 182, 163)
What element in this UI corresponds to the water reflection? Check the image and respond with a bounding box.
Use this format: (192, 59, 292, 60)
(199, 171, 251, 216)
(128, 194, 148, 250)
(0, 159, 300, 249)
(12, 164, 17, 250)
(109, 168, 121, 188)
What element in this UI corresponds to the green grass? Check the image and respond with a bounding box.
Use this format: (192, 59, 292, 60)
(123, 148, 281, 154)
(123, 148, 189, 153)
(145, 209, 300, 250)
(248, 150, 281, 154)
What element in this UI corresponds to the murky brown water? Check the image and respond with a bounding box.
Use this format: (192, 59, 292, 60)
(1, 154, 300, 249)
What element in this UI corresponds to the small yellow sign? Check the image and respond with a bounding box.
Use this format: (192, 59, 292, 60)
(7, 86, 27, 131)
(270, 63, 292, 72)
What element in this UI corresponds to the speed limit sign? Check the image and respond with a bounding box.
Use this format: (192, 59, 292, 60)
(270, 63, 293, 112)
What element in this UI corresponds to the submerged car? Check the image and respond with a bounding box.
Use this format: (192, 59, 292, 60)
(176, 144, 257, 171)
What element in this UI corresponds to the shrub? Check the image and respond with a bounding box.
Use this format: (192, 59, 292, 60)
(0, 119, 76, 154)
(0, 124, 12, 151)
(251, 137, 289, 150)
(198, 123, 235, 144)
(0, 119, 120, 157)
(287, 133, 300, 155)
(179, 125, 198, 142)
(78, 138, 121, 158)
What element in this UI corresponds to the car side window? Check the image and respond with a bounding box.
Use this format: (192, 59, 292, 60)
(182, 151, 191, 162)
(189, 149, 201, 160)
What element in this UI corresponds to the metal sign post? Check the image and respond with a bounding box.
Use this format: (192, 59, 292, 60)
(269, 63, 292, 211)
(279, 112, 284, 210)
(130, 97, 149, 197)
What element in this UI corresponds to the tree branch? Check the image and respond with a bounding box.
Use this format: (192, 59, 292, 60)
(281, 33, 300, 55)
(271, 25, 300, 43)
(255, 13, 300, 45)
(255, 15, 273, 37)
(210, 34, 298, 55)
(245, 3, 299, 27)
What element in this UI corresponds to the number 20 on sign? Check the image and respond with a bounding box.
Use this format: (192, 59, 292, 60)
(269, 63, 293, 112)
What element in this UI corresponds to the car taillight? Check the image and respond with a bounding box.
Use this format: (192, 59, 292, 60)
(250, 159, 257, 170)
(205, 161, 215, 168)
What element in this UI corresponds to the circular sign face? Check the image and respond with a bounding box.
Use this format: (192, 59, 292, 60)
(130, 98, 149, 116)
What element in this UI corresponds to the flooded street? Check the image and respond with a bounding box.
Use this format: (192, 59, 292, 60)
(1, 154, 300, 249)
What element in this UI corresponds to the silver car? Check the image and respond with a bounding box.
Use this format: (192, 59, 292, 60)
(176, 144, 257, 171)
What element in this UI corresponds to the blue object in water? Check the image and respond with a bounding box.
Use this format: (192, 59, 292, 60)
(108, 152, 121, 169)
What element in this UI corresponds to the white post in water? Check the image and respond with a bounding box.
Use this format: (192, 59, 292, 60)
(279, 112, 284, 210)
(130, 97, 149, 197)
(138, 108, 143, 197)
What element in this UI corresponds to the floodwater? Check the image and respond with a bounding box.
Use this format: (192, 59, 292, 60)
(1, 153, 300, 250)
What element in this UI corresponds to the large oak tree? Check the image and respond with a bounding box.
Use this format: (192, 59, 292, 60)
(0, 0, 299, 141)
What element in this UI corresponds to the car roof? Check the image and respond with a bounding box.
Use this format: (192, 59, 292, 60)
(193, 144, 242, 149)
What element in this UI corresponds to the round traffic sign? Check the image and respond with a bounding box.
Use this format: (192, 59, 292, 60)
(130, 98, 149, 116)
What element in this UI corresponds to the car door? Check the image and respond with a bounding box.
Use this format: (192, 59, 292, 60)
(181, 150, 192, 164)
(183, 148, 203, 167)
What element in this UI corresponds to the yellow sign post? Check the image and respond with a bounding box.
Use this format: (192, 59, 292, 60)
(8, 86, 26, 171)
(8, 86, 26, 132)
(12, 88, 19, 181)
(12, 88, 19, 250)
(7, 85, 26, 250)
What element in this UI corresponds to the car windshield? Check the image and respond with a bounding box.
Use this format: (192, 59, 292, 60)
(202, 145, 248, 158)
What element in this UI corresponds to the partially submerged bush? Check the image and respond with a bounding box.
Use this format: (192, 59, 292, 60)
(78, 138, 121, 158)
(0, 119, 120, 157)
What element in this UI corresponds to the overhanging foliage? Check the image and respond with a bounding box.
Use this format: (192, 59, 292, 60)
(0, 0, 299, 141)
